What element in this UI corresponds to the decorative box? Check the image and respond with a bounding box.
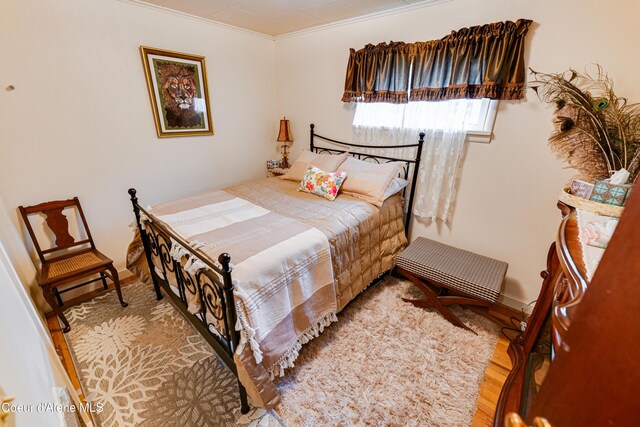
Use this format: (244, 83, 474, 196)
(589, 179, 632, 206)
(569, 179, 594, 199)
(266, 159, 282, 169)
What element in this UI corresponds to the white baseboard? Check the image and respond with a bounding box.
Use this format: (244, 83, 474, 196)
(56, 268, 134, 301)
(497, 293, 532, 313)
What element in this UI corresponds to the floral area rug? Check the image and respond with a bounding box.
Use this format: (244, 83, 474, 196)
(63, 281, 284, 427)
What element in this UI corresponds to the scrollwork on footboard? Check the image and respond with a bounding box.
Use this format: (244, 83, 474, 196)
(196, 269, 233, 348)
(137, 211, 233, 353)
(146, 223, 174, 279)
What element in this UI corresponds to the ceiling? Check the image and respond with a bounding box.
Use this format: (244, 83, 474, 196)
(139, 0, 435, 37)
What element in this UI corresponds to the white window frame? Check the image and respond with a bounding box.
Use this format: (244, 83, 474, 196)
(466, 99, 499, 143)
(353, 98, 499, 144)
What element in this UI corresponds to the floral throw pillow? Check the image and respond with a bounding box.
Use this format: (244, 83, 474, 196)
(297, 165, 347, 201)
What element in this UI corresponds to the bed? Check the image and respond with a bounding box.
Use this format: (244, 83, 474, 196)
(126, 124, 425, 412)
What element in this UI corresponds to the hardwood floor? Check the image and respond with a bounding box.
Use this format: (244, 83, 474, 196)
(46, 280, 517, 426)
(470, 304, 522, 427)
(471, 335, 512, 426)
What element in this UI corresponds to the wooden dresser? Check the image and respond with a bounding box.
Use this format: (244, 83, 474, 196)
(496, 188, 640, 426)
(493, 202, 590, 426)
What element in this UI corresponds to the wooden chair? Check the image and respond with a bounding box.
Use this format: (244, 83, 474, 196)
(19, 197, 127, 333)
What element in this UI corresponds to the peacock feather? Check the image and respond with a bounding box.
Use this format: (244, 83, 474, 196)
(592, 97, 609, 111)
(530, 65, 640, 183)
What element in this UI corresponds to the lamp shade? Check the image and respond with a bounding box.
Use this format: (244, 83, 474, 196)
(277, 118, 293, 143)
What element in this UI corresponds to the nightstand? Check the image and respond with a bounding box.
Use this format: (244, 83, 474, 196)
(267, 166, 289, 177)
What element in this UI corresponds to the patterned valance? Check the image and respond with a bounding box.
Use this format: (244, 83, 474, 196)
(342, 19, 533, 104)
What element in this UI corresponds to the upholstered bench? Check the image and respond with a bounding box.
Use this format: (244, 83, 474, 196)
(395, 237, 508, 333)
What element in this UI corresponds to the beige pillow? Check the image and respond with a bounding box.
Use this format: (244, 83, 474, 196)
(339, 157, 405, 206)
(281, 149, 349, 182)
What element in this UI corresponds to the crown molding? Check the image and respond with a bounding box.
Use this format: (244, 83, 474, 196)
(116, 0, 274, 40)
(273, 0, 454, 40)
(117, 0, 454, 41)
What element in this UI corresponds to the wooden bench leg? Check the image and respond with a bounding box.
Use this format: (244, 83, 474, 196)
(397, 267, 478, 335)
(437, 296, 491, 308)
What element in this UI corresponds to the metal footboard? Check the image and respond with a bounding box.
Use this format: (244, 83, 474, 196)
(128, 188, 250, 414)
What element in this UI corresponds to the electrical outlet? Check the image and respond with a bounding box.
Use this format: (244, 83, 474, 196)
(520, 321, 527, 331)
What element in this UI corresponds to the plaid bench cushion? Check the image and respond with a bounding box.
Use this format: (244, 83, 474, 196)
(396, 237, 507, 304)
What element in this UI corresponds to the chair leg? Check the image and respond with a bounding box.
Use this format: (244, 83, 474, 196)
(108, 266, 128, 308)
(100, 272, 109, 290)
(43, 286, 71, 333)
(54, 288, 64, 307)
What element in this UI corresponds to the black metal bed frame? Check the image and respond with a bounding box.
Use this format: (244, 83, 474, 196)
(128, 124, 424, 414)
(310, 123, 424, 235)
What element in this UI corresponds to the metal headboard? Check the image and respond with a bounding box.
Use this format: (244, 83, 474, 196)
(309, 123, 424, 235)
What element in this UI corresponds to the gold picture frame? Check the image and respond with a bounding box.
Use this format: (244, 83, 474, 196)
(140, 46, 214, 138)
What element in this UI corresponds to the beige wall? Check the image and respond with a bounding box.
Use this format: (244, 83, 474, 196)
(273, 0, 640, 307)
(0, 0, 278, 306)
(0, 196, 43, 310)
(3, 0, 639, 311)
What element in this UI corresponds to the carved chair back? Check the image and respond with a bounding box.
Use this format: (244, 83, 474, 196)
(18, 197, 96, 263)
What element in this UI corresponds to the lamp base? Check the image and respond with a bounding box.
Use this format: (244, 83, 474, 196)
(280, 144, 291, 169)
(280, 156, 290, 169)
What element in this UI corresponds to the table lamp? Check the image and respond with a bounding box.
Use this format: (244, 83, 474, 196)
(277, 117, 293, 169)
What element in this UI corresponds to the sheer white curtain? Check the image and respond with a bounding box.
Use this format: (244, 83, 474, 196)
(353, 100, 480, 223)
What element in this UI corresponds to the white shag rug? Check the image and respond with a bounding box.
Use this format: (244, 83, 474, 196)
(274, 276, 499, 426)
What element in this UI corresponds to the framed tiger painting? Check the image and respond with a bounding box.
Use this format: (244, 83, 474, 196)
(140, 46, 214, 138)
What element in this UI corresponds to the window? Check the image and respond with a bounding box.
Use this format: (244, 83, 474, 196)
(353, 98, 498, 143)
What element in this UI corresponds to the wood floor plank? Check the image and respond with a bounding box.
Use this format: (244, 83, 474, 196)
(47, 314, 82, 394)
(471, 319, 513, 426)
(471, 409, 494, 427)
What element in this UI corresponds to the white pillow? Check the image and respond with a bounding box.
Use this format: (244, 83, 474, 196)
(338, 157, 405, 206)
(383, 177, 409, 199)
(280, 149, 349, 182)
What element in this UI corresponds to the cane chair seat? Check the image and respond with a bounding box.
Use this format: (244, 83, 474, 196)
(42, 250, 111, 283)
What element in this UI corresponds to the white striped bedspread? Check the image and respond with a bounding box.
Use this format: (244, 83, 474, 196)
(139, 189, 337, 409)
